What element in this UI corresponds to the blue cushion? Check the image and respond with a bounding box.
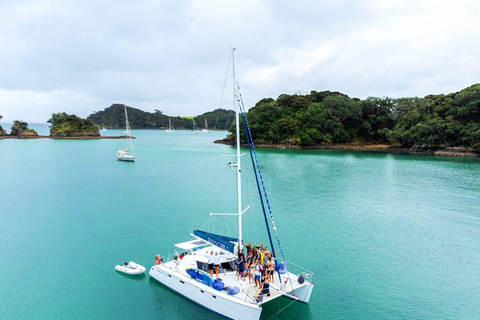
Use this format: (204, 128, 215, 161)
(212, 280, 225, 291)
(228, 286, 240, 295)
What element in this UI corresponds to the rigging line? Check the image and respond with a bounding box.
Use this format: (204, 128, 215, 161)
(239, 101, 282, 285)
(236, 82, 297, 295)
(239, 110, 276, 256)
(214, 51, 233, 130)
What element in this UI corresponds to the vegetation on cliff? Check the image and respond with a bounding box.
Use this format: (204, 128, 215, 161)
(87, 104, 234, 130)
(10, 120, 38, 137)
(194, 109, 234, 130)
(87, 104, 190, 129)
(229, 84, 480, 151)
(0, 115, 5, 135)
(49, 113, 99, 137)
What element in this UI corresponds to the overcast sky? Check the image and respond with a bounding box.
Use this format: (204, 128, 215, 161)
(1, 0, 479, 123)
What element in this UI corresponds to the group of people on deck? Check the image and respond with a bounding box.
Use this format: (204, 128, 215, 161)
(236, 242, 275, 301)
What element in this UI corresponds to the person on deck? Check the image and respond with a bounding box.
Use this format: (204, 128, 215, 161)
(236, 250, 245, 282)
(243, 242, 253, 255)
(206, 251, 215, 277)
(267, 256, 275, 282)
(245, 252, 253, 284)
(214, 251, 221, 278)
(253, 259, 262, 287)
(261, 276, 271, 297)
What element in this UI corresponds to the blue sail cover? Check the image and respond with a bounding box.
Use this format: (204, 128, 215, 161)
(193, 230, 238, 253)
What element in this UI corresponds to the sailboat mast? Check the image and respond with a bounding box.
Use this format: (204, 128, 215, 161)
(125, 105, 134, 154)
(233, 48, 242, 250)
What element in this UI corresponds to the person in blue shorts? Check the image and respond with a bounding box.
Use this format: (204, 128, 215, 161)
(236, 249, 245, 282)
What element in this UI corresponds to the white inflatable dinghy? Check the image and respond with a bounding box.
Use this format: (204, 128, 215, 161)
(115, 261, 146, 275)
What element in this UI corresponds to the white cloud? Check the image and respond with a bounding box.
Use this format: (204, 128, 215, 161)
(1, 0, 480, 122)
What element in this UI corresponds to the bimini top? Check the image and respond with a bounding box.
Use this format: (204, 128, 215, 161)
(174, 239, 209, 251)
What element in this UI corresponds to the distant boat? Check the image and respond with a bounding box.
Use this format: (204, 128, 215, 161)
(165, 118, 174, 133)
(117, 106, 135, 162)
(101, 127, 107, 132)
(201, 118, 210, 133)
(188, 119, 199, 134)
(227, 162, 238, 167)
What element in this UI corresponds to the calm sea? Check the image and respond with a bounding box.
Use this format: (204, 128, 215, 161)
(1, 123, 479, 319)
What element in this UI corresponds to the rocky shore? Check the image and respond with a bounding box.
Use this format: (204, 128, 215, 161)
(214, 140, 480, 158)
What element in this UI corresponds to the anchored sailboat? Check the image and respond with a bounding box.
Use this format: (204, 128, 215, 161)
(165, 118, 174, 133)
(201, 118, 210, 133)
(188, 119, 199, 134)
(149, 49, 313, 319)
(116, 105, 135, 162)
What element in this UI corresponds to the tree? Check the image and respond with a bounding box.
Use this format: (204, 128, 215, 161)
(10, 120, 37, 136)
(0, 115, 5, 135)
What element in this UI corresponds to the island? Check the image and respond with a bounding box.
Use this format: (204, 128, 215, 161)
(87, 104, 234, 130)
(0, 113, 126, 139)
(215, 83, 480, 158)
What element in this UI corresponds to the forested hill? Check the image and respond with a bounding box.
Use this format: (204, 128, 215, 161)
(232, 84, 480, 150)
(87, 104, 234, 130)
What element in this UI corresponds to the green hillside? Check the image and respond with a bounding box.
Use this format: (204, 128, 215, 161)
(229, 84, 480, 150)
(87, 104, 234, 130)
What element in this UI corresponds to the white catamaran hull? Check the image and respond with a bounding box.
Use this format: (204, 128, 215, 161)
(149, 265, 262, 320)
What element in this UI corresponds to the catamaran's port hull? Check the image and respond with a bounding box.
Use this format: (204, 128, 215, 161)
(149, 265, 262, 320)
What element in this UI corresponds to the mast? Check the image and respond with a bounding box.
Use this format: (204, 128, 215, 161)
(125, 105, 134, 154)
(233, 48, 243, 250)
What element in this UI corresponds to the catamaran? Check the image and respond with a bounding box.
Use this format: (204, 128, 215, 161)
(149, 49, 313, 319)
(188, 119, 199, 134)
(117, 105, 135, 162)
(165, 118, 174, 133)
(201, 118, 210, 133)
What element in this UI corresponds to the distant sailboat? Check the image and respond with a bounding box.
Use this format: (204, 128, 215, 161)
(201, 118, 210, 133)
(165, 118, 174, 133)
(101, 127, 107, 132)
(188, 119, 198, 134)
(117, 106, 135, 162)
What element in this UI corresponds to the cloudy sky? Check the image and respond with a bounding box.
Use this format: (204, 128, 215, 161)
(1, 0, 479, 123)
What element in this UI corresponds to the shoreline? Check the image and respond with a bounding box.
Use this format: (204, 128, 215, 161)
(214, 140, 480, 158)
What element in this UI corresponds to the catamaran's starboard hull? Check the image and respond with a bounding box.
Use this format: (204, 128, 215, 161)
(149, 265, 262, 320)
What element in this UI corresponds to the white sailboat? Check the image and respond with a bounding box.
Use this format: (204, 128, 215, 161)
(188, 119, 199, 134)
(201, 118, 210, 133)
(165, 118, 174, 133)
(149, 49, 314, 319)
(117, 105, 135, 162)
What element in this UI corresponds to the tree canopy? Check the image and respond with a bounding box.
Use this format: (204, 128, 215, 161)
(10, 120, 38, 136)
(87, 104, 234, 130)
(49, 113, 99, 136)
(228, 84, 480, 150)
(0, 115, 5, 135)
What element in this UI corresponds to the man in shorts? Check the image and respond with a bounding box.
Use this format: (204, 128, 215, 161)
(206, 251, 215, 277)
(236, 249, 245, 282)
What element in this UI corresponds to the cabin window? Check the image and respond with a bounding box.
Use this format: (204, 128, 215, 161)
(196, 261, 209, 272)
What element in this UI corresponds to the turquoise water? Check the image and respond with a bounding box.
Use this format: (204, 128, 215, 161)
(1, 125, 480, 319)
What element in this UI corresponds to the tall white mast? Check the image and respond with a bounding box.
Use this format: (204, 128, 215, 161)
(125, 105, 134, 154)
(233, 48, 243, 250)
